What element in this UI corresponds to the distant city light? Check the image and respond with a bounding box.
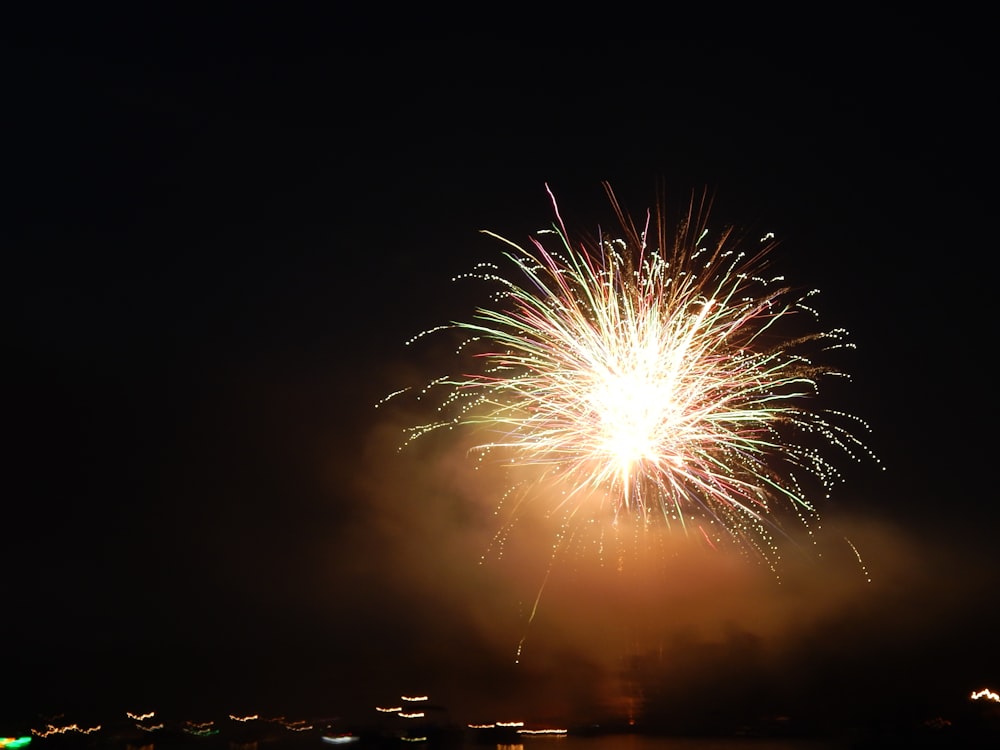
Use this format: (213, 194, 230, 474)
(320, 735, 359, 745)
(31, 724, 101, 738)
(271, 718, 313, 731)
(971, 687, 1000, 702)
(182, 721, 218, 737)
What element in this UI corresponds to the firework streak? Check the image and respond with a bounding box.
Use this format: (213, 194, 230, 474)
(383, 184, 878, 567)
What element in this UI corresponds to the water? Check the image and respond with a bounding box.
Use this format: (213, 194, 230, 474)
(156, 737, 846, 750)
(197, 730, 967, 750)
(495, 737, 842, 750)
(513, 728, 989, 749)
(15, 717, 994, 750)
(11, 731, 986, 750)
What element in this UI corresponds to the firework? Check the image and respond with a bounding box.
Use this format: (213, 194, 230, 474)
(383, 183, 877, 565)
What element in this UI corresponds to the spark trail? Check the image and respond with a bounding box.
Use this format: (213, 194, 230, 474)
(382, 183, 878, 571)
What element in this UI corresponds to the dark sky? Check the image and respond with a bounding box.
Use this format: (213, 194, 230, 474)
(5, 6, 998, 734)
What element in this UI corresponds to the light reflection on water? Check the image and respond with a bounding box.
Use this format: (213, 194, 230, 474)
(254, 737, 845, 750)
(490, 737, 843, 750)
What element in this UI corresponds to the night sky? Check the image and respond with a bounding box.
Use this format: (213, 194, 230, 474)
(5, 6, 998, 735)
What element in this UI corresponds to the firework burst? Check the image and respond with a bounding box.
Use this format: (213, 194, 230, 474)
(383, 183, 878, 567)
